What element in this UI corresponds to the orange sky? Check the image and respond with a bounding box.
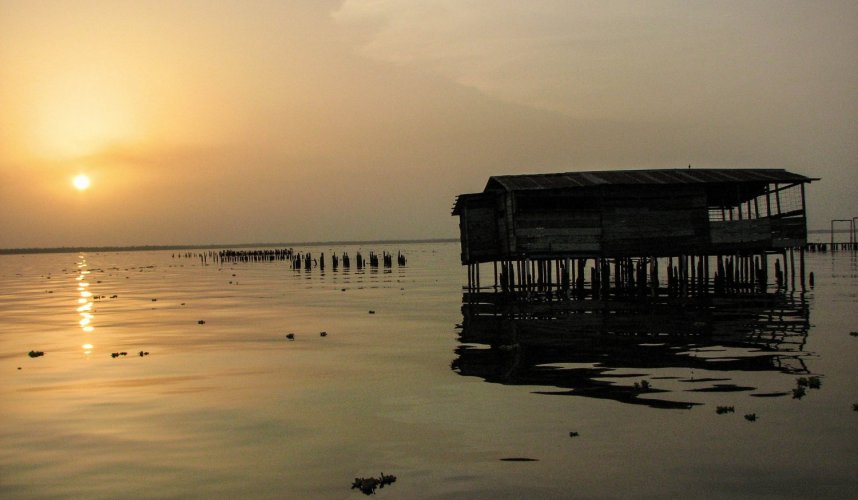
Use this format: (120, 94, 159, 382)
(1, 1, 856, 248)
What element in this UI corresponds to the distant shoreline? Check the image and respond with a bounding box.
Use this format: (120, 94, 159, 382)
(0, 238, 459, 256)
(1, 229, 849, 256)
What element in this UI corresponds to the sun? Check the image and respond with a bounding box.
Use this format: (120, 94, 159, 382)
(73, 174, 91, 191)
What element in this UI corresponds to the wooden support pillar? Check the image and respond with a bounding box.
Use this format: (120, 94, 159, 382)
(748, 255, 760, 292)
(774, 256, 779, 289)
(467, 263, 473, 291)
(697, 256, 704, 292)
(563, 256, 571, 296)
(789, 247, 796, 290)
(690, 255, 697, 293)
(614, 258, 621, 293)
(577, 258, 586, 297)
(799, 247, 806, 290)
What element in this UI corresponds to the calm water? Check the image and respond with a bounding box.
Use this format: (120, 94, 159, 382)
(1, 242, 856, 499)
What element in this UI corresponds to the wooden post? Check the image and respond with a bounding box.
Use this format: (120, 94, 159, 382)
(697, 256, 704, 292)
(564, 256, 571, 296)
(467, 263, 472, 290)
(775, 258, 782, 289)
(789, 247, 795, 290)
(799, 247, 806, 290)
(690, 255, 697, 294)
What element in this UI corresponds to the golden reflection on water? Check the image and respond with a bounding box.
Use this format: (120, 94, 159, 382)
(76, 255, 95, 353)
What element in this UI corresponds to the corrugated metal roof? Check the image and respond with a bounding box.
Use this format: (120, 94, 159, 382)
(485, 168, 816, 192)
(451, 193, 487, 215)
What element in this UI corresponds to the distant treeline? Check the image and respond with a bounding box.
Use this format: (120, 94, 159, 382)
(0, 238, 457, 256)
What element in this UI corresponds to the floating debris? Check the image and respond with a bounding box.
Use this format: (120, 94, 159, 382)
(716, 406, 735, 414)
(27, 350, 45, 358)
(849, 331, 858, 337)
(744, 413, 757, 422)
(151, 298, 157, 302)
(286, 333, 295, 340)
(198, 320, 206, 325)
(853, 403, 858, 412)
(351, 473, 396, 495)
(320, 331, 327, 337)
(138, 351, 149, 357)
(792, 387, 806, 399)
(111, 352, 129, 358)
(569, 431, 579, 437)
(368, 310, 376, 314)
(500, 457, 539, 462)
(796, 376, 821, 392)
(634, 380, 651, 392)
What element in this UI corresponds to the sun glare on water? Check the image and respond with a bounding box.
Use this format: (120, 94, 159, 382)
(73, 174, 91, 191)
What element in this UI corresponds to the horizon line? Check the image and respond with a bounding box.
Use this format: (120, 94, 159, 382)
(0, 238, 459, 256)
(1, 227, 850, 256)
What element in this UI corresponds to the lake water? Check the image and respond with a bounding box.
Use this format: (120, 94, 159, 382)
(1, 242, 856, 498)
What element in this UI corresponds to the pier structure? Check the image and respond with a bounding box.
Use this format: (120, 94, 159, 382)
(174, 248, 407, 269)
(452, 169, 817, 299)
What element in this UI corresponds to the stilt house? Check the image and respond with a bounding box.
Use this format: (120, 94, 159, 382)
(452, 169, 816, 265)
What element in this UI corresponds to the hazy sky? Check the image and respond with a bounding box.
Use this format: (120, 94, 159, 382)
(1, 0, 855, 248)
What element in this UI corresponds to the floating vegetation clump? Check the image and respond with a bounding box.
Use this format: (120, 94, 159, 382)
(744, 413, 757, 422)
(633, 380, 651, 392)
(795, 376, 822, 398)
(716, 406, 735, 414)
(351, 473, 397, 495)
(27, 350, 44, 358)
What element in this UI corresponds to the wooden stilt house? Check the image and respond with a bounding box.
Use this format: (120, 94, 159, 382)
(452, 168, 817, 295)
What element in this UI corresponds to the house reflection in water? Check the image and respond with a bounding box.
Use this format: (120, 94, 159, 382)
(452, 292, 811, 409)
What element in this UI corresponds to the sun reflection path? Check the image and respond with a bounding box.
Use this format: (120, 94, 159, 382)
(76, 255, 95, 354)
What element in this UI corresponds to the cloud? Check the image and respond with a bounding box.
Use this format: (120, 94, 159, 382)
(333, 1, 858, 121)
